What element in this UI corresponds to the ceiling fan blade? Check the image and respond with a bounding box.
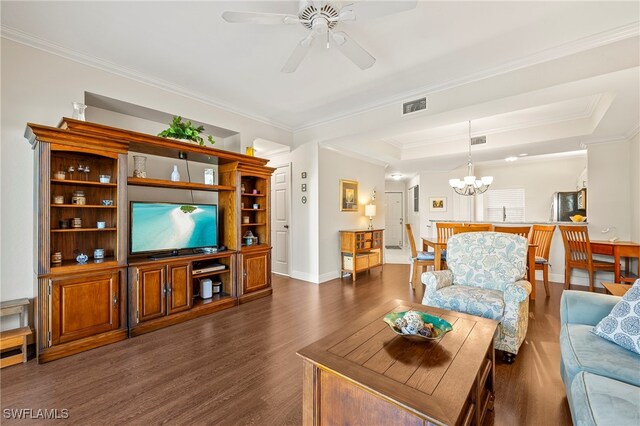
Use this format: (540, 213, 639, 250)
(222, 11, 299, 25)
(331, 31, 375, 70)
(341, 1, 417, 20)
(282, 35, 314, 73)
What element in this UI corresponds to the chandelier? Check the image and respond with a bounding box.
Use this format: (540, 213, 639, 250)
(449, 121, 493, 196)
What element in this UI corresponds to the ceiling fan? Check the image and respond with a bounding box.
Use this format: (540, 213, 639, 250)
(222, 1, 417, 73)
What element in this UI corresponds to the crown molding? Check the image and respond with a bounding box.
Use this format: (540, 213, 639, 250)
(1, 25, 294, 133)
(396, 104, 602, 150)
(319, 144, 389, 168)
(580, 135, 628, 145)
(625, 124, 640, 140)
(293, 22, 640, 132)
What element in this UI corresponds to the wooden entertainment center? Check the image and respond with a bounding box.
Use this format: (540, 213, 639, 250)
(25, 118, 275, 362)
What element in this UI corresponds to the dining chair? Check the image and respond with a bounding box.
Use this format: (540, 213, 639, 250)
(436, 222, 463, 242)
(494, 226, 531, 238)
(405, 224, 436, 290)
(559, 225, 615, 292)
(453, 224, 493, 234)
(528, 224, 555, 297)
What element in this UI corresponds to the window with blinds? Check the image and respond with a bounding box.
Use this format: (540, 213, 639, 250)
(485, 188, 525, 222)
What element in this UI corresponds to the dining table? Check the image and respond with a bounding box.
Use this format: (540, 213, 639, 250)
(422, 237, 538, 300)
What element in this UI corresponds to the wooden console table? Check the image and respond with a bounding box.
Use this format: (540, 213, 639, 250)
(298, 299, 498, 426)
(591, 240, 640, 284)
(340, 229, 384, 282)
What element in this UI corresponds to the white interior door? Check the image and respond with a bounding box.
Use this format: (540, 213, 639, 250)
(385, 192, 403, 247)
(271, 164, 290, 275)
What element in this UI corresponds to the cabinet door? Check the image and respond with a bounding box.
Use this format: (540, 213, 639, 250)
(242, 251, 270, 294)
(167, 262, 192, 315)
(50, 272, 120, 345)
(137, 265, 166, 322)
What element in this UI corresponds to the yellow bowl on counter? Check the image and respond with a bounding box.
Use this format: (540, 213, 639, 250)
(570, 215, 586, 222)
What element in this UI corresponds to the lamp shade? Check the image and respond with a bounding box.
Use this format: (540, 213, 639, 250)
(365, 204, 376, 218)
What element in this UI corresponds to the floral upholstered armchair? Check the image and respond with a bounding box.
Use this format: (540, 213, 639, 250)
(421, 232, 531, 363)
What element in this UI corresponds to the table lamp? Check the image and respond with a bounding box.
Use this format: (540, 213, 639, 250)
(365, 204, 376, 230)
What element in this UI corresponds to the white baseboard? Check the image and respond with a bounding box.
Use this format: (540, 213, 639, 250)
(547, 271, 616, 288)
(290, 270, 320, 284)
(319, 271, 341, 283)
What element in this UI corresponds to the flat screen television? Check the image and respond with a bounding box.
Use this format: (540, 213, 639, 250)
(130, 202, 217, 255)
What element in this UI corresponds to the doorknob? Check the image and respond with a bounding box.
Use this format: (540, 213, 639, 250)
(284, 225, 289, 229)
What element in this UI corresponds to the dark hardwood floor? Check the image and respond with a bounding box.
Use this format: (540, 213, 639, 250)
(1, 264, 572, 425)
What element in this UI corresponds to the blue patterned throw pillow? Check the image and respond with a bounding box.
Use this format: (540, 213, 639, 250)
(592, 279, 640, 354)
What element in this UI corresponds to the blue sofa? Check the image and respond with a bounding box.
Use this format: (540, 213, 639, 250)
(560, 290, 640, 426)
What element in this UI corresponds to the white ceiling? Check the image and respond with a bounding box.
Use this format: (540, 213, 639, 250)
(2, 1, 639, 176)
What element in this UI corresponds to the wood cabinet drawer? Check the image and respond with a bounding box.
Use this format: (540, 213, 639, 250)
(355, 255, 369, 271)
(591, 243, 613, 256)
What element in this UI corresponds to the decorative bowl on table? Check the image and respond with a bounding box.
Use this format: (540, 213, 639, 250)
(569, 215, 586, 222)
(383, 310, 453, 342)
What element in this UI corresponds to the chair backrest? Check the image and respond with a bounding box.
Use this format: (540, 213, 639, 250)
(405, 224, 418, 258)
(494, 226, 531, 238)
(436, 222, 463, 242)
(529, 224, 555, 260)
(453, 224, 493, 234)
(446, 232, 528, 290)
(559, 225, 593, 266)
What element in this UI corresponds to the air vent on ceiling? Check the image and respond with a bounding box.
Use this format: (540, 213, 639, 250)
(471, 136, 486, 145)
(402, 96, 428, 116)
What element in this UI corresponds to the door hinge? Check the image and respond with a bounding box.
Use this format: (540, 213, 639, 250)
(136, 270, 139, 284)
(48, 282, 52, 295)
(136, 310, 139, 323)
(47, 331, 52, 346)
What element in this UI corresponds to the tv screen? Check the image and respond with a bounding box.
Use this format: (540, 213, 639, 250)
(130, 202, 217, 254)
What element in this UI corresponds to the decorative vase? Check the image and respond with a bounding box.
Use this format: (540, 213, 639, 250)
(171, 165, 180, 182)
(133, 155, 147, 178)
(72, 102, 87, 121)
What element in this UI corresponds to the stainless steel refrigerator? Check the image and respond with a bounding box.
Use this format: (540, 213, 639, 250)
(551, 191, 586, 222)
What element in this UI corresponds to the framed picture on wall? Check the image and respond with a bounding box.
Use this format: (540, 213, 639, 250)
(429, 197, 447, 212)
(340, 179, 359, 212)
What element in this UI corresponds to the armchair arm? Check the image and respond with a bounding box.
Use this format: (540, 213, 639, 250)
(421, 270, 454, 293)
(504, 280, 532, 304)
(560, 290, 621, 326)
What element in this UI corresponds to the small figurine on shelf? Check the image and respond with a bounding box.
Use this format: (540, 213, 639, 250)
(241, 183, 246, 193)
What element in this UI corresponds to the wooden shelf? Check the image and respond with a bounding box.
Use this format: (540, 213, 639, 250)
(128, 177, 235, 192)
(51, 179, 117, 187)
(241, 192, 266, 197)
(51, 228, 117, 233)
(51, 204, 117, 209)
(240, 243, 270, 251)
(51, 257, 118, 272)
(241, 208, 266, 211)
(241, 223, 266, 226)
(192, 293, 233, 308)
(192, 268, 230, 278)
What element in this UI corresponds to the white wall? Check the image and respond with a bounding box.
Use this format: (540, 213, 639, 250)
(587, 140, 631, 240)
(406, 175, 421, 250)
(289, 142, 320, 283)
(318, 148, 386, 282)
(629, 133, 640, 244)
(0, 39, 292, 330)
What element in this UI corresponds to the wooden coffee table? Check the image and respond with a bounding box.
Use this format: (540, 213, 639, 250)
(602, 282, 632, 297)
(297, 299, 499, 426)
